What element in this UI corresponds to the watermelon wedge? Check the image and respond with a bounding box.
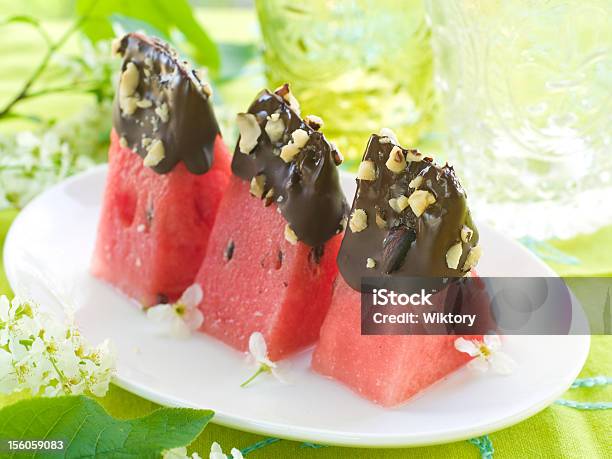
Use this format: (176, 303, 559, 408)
(91, 33, 231, 306)
(92, 130, 230, 305)
(312, 277, 477, 407)
(312, 132, 485, 406)
(196, 176, 342, 360)
(195, 85, 347, 360)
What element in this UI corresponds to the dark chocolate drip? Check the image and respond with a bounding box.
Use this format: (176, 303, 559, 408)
(112, 33, 219, 174)
(232, 88, 348, 247)
(337, 134, 480, 291)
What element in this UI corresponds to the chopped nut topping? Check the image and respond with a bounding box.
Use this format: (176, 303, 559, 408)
(357, 160, 376, 181)
(280, 128, 309, 163)
(409, 175, 423, 189)
(446, 242, 463, 269)
(280, 144, 299, 163)
(304, 114, 324, 131)
(366, 258, 376, 269)
(406, 149, 423, 162)
(136, 99, 152, 109)
(461, 225, 474, 243)
(389, 195, 410, 213)
(155, 103, 169, 123)
(462, 245, 482, 271)
(201, 82, 213, 98)
(121, 97, 139, 116)
(236, 113, 261, 154)
(143, 139, 165, 167)
(111, 37, 123, 57)
(284, 224, 298, 245)
(264, 113, 285, 143)
(349, 209, 368, 233)
(250, 175, 266, 198)
(119, 136, 128, 148)
(263, 188, 275, 206)
(375, 212, 387, 229)
(385, 146, 407, 173)
(119, 62, 140, 115)
(407, 189, 436, 217)
(331, 145, 343, 166)
(275, 83, 301, 115)
(379, 127, 398, 145)
(292, 128, 310, 146)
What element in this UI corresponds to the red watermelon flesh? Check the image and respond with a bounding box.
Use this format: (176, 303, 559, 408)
(195, 176, 342, 361)
(92, 129, 231, 306)
(312, 276, 481, 407)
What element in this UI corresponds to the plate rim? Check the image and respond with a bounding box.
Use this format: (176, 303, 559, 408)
(2, 165, 591, 448)
(110, 334, 589, 448)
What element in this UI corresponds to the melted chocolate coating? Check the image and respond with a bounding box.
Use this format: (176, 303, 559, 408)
(338, 135, 480, 291)
(232, 88, 348, 247)
(112, 33, 219, 174)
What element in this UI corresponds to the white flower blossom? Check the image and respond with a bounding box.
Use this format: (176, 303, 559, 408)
(0, 295, 115, 397)
(0, 128, 88, 209)
(142, 439, 244, 459)
(0, 294, 12, 322)
(240, 332, 285, 387)
(454, 334, 517, 375)
(0, 36, 121, 211)
(146, 284, 204, 337)
(209, 442, 243, 459)
(0, 347, 17, 393)
(162, 446, 202, 459)
(249, 331, 275, 368)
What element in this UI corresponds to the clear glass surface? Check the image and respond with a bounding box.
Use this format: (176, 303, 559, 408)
(426, 0, 612, 239)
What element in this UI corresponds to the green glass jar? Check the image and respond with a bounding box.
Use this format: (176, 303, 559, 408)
(256, 0, 435, 166)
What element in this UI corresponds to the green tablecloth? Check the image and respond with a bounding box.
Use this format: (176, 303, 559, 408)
(0, 7, 610, 459)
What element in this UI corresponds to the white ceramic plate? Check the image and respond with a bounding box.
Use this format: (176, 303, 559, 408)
(3, 166, 590, 448)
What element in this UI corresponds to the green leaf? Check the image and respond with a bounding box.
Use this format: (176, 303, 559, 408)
(0, 395, 214, 458)
(110, 14, 170, 42)
(75, 0, 220, 73)
(218, 42, 259, 82)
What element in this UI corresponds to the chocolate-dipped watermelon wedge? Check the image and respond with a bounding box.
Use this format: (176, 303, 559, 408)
(91, 33, 231, 306)
(312, 132, 485, 407)
(338, 133, 481, 288)
(194, 85, 348, 361)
